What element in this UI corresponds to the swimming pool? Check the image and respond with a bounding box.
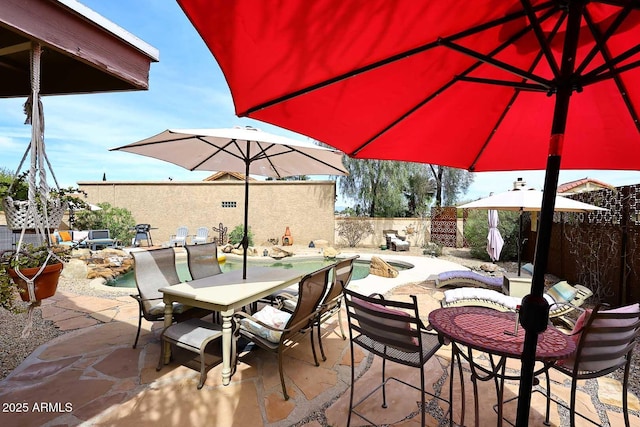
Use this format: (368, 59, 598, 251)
(108, 257, 409, 288)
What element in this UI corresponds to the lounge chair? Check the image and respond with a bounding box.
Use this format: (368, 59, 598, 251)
(433, 269, 504, 291)
(169, 226, 189, 247)
(383, 229, 410, 252)
(191, 226, 209, 245)
(441, 281, 593, 328)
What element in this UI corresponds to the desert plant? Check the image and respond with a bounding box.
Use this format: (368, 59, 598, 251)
(74, 202, 136, 243)
(228, 225, 254, 246)
(337, 219, 374, 247)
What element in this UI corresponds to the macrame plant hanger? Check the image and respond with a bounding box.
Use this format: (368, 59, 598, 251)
(8, 43, 65, 337)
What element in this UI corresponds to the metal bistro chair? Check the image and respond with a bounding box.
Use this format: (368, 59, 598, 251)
(342, 287, 450, 427)
(537, 303, 640, 427)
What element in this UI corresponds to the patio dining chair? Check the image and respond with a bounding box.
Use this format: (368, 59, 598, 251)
(185, 242, 222, 280)
(185, 242, 223, 323)
(342, 287, 450, 427)
(537, 303, 640, 427)
(233, 264, 332, 400)
(130, 248, 210, 348)
(314, 255, 359, 361)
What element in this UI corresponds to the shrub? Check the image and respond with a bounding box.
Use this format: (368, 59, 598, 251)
(464, 209, 521, 261)
(337, 220, 374, 247)
(228, 225, 254, 246)
(74, 202, 136, 244)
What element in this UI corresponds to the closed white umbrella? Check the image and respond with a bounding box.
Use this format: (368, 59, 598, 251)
(486, 209, 504, 262)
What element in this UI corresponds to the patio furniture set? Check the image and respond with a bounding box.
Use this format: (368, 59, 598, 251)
(130, 243, 358, 394)
(130, 242, 639, 426)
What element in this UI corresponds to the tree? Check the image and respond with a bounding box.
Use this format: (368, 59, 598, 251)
(339, 158, 410, 217)
(428, 165, 474, 207)
(338, 158, 473, 217)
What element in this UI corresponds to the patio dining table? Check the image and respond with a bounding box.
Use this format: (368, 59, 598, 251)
(428, 306, 575, 427)
(159, 266, 306, 385)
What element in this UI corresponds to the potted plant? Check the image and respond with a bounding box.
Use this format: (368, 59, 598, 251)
(0, 171, 88, 231)
(0, 244, 70, 312)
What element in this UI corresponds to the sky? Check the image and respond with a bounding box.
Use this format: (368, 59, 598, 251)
(2, 0, 640, 206)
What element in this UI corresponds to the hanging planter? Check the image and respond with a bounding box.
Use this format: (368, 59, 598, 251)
(9, 262, 63, 302)
(0, 245, 69, 312)
(2, 196, 67, 231)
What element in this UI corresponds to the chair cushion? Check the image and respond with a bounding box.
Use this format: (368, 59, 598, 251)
(240, 305, 291, 343)
(352, 297, 418, 346)
(563, 303, 639, 372)
(547, 281, 578, 303)
(148, 301, 188, 316)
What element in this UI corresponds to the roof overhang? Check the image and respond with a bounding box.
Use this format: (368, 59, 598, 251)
(0, 0, 159, 97)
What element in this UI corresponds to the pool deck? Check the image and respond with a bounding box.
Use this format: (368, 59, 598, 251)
(1, 249, 638, 426)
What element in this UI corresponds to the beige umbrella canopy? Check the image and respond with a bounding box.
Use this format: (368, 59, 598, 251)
(112, 126, 348, 279)
(459, 188, 607, 274)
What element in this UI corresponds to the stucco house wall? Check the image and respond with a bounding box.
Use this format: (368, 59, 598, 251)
(77, 180, 337, 246)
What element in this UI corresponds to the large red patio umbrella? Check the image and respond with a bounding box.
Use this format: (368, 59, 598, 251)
(176, 1, 640, 424)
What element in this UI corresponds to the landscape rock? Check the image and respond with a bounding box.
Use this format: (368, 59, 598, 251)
(323, 247, 340, 259)
(369, 256, 399, 278)
(61, 259, 89, 280)
(270, 246, 294, 259)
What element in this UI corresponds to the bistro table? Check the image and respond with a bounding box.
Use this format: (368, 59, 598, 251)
(428, 306, 575, 427)
(160, 266, 306, 385)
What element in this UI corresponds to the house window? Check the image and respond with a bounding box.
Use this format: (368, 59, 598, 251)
(222, 201, 237, 208)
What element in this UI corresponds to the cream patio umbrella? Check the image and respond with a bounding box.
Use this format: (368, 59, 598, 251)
(459, 188, 607, 275)
(111, 126, 348, 279)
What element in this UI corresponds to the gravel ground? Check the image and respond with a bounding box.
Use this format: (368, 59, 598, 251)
(1, 247, 638, 400)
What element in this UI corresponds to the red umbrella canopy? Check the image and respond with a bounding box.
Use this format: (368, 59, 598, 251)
(177, 0, 640, 172)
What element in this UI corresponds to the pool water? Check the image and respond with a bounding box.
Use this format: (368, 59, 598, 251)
(109, 257, 391, 288)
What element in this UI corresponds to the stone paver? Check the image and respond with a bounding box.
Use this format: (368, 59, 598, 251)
(1, 261, 638, 427)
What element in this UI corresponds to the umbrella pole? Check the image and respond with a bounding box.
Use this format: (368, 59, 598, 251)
(517, 210, 523, 276)
(516, 3, 583, 425)
(242, 142, 250, 280)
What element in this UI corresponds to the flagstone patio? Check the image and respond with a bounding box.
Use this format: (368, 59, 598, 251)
(0, 255, 638, 426)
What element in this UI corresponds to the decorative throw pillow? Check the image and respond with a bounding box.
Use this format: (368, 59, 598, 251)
(240, 305, 291, 343)
(352, 297, 419, 347)
(58, 231, 73, 242)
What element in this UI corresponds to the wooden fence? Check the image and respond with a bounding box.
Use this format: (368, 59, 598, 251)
(522, 184, 640, 306)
